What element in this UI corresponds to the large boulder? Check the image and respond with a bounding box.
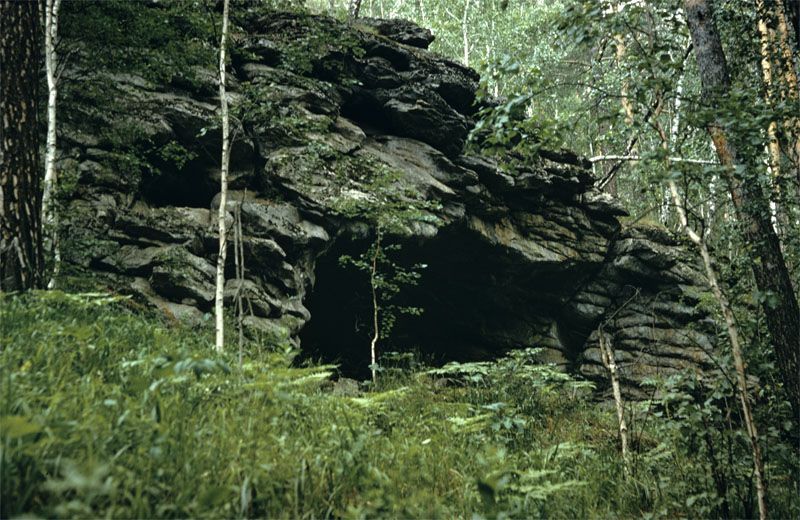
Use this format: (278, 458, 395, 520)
(58, 11, 715, 394)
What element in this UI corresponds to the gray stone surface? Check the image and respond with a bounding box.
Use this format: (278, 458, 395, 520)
(59, 12, 716, 394)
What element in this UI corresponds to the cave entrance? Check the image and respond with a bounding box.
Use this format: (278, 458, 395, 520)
(140, 159, 218, 208)
(298, 236, 377, 379)
(298, 227, 570, 379)
(140, 132, 256, 208)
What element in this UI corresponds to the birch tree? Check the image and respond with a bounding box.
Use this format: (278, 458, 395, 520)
(597, 329, 629, 472)
(42, 0, 62, 289)
(684, 0, 800, 423)
(656, 52, 768, 516)
(349, 0, 363, 18)
(666, 178, 768, 520)
(215, 0, 231, 352)
(368, 231, 382, 383)
(461, 0, 471, 67)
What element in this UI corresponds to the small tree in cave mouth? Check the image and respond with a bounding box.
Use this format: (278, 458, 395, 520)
(339, 233, 425, 383)
(331, 159, 440, 383)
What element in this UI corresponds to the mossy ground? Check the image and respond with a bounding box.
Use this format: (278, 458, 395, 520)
(1, 292, 797, 519)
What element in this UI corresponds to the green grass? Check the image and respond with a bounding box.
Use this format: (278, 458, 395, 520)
(1, 292, 798, 518)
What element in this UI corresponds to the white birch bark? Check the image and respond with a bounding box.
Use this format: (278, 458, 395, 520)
(589, 155, 714, 165)
(598, 329, 629, 471)
(461, 0, 471, 67)
(368, 231, 382, 384)
(215, 0, 231, 352)
(661, 67, 685, 224)
(660, 30, 767, 510)
(415, 0, 425, 25)
(42, 0, 62, 289)
(349, 0, 363, 18)
(667, 180, 767, 520)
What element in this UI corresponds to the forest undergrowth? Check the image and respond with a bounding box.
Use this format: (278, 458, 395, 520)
(1, 292, 798, 519)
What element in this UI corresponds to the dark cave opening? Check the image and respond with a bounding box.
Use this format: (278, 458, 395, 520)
(140, 159, 219, 208)
(341, 92, 388, 137)
(298, 236, 377, 379)
(140, 131, 256, 208)
(298, 227, 588, 379)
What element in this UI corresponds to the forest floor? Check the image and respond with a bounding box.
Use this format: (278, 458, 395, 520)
(1, 292, 798, 519)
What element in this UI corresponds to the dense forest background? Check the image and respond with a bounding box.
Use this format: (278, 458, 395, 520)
(329, 0, 800, 290)
(1, 0, 799, 518)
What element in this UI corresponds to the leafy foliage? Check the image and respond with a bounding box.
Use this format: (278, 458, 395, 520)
(339, 242, 425, 344)
(61, 0, 215, 84)
(329, 153, 439, 378)
(2, 294, 798, 517)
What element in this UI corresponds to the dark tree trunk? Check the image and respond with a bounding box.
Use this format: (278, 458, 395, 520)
(685, 0, 800, 425)
(787, 0, 799, 44)
(1, 0, 44, 291)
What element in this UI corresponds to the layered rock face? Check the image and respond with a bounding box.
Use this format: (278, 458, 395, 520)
(59, 11, 716, 393)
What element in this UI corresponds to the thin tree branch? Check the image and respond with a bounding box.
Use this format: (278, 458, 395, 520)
(589, 154, 717, 165)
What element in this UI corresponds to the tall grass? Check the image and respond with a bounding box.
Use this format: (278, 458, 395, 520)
(1, 292, 797, 518)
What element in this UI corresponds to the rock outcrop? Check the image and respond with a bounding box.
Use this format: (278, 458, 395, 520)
(58, 11, 716, 393)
